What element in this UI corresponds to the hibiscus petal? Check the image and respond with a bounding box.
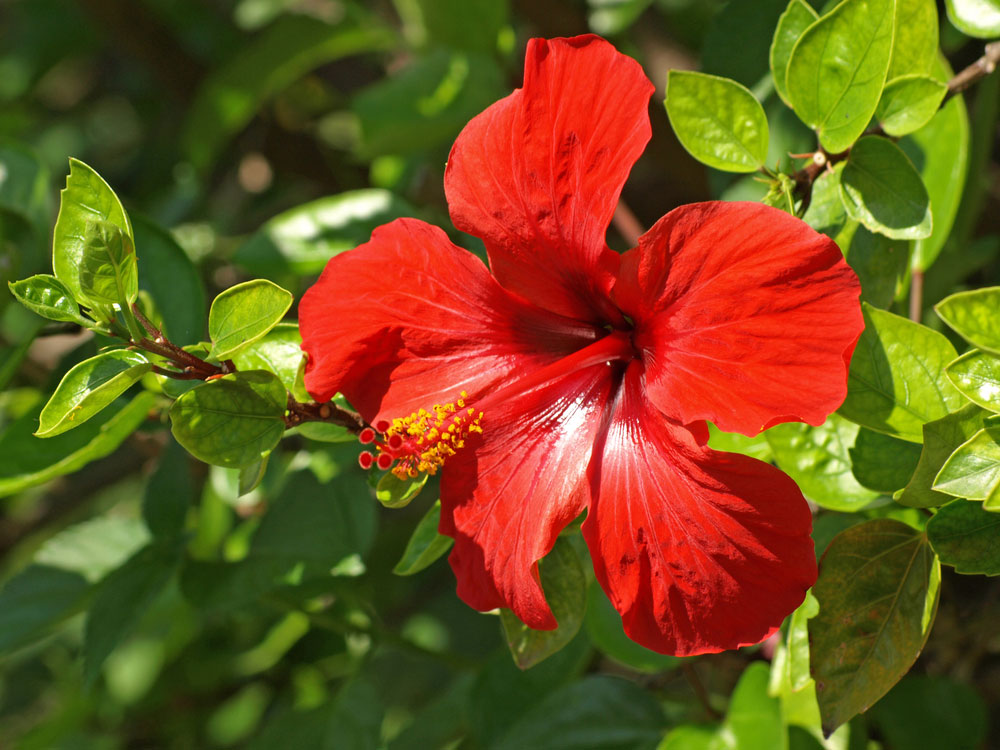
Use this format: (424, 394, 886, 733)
(445, 35, 654, 322)
(583, 362, 817, 656)
(299, 218, 599, 420)
(613, 201, 863, 436)
(440, 363, 614, 629)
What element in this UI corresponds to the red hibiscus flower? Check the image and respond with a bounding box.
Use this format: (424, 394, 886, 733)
(300, 35, 863, 656)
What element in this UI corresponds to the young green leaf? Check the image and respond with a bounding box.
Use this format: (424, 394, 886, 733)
(500, 537, 586, 670)
(946, 350, 1000, 411)
(769, 0, 819, 106)
(0, 391, 156, 498)
(36, 350, 151, 437)
(77, 220, 139, 309)
(840, 136, 932, 240)
(810, 520, 940, 737)
(376, 471, 428, 509)
(895, 404, 987, 508)
(888, 0, 939, 79)
(875, 75, 948, 137)
(900, 58, 969, 272)
(936, 288, 1000, 353)
(208, 279, 293, 360)
(664, 70, 769, 173)
(765, 415, 880, 511)
(849, 428, 921, 493)
(169, 371, 287, 467)
(8, 274, 88, 325)
(927, 499, 1000, 575)
(786, 0, 894, 153)
(232, 323, 309, 402)
(52, 158, 133, 305)
(393, 499, 454, 576)
(945, 0, 1000, 37)
(933, 427, 1000, 506)
(838, 303, 965, 442)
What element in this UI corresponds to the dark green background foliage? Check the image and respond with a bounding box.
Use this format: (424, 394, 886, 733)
(3, 0, 1000, 748)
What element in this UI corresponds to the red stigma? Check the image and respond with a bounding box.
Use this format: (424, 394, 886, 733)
(359, 427, 376, 444)
(358, 451, 374, 470)
(376, 453, 394, 470)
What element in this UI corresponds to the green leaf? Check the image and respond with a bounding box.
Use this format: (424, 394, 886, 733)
(231, 323, 308, 402)
(765, 415, 880, 511)
(83, 542, 180, 684)
(0, 391, 155, 498)
(707, 422, 773, 461)
(500, 538, 586, 670)
(77, 220, 139, 309)
(584, 580, 680, 673)
(933, 427, 1000, 505)
(724, 662, 786, 750)
(900, 58, 969, 272)
(375, 471, 428, 509)
(208, 279, 293, 360)
(34, 515, 151, 583)
(888, 0, 939, 79)
(896, 404, 988, 508)
(868, 675, 988, 750)
(0, 141, 52, 248)
(936, 287, 1000, 353)
(927, 498, 1000, 575)
(786, 0, 894, 153)
(393, 499, 453, 575)
(0, 565, 89, 656)
(396, 0, 508, 53)
(770, 0, 819, 106)
(169, 371, 287, 468)
(234, 190, 415, 277)
(664, 70, 769, 173)
(946, 350, 1000, 411)
(876, 75, 948, 137)
(238, 451, 269, 496)
(143, 439, 193, 539)
(838, 303, 965, 442)
(35, 350, 151, 437)
(784, 592, 820, 693)
(182, 16, 394, 169)
(8, 274, 88, 325)
(297, 421, 357, 443)
(492, 676, 665, 750)
(810, 520, 940, 737)
(52, 158, 132, 305)
(849, 428, 921, 493)
(133, 214, 206, 345)
(840, 136, 932, 240)
(946, 0, 1000, 37)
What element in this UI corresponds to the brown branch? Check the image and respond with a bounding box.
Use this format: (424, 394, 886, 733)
(285, 396, 364, 434)
(909, 269, 924, 322)
(945, 41, 1000, 103)
(612, 202, 646, 247)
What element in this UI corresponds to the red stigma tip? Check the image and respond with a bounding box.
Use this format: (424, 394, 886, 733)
(388, 433, 403, 450)
(375, 419, 391, 433)
(358, 451, 374, 469)
(376, 453, 393, 471)
(359, 427, 376, 444)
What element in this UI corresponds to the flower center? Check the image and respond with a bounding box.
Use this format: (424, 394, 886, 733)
(357, 391, 484, 480)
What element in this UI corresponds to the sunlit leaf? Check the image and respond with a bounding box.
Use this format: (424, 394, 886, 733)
(77, 220, 139, 309)
(933, 427, 1000, 506)
(769, 0, 819, 106)
(946, 0, 1000, 37)
(8, 274, 88, 325)
(936, 287, 1000, 353)
(876, 75, 948, 137)
(208, 279, 293, 360)
(393, 499, 453, 576)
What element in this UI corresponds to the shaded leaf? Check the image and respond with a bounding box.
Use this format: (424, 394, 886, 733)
(868, 675, 987, 750)
(584, 580, 680, 673)
(169, 371, 287, 468)
(232, 324, 308, 401)
(849, 428, 921, 493)
(36, 350, 150, 437)
(840, 136, 932, 240)
(0, 565, 89, 656)
(376, 471, 428, 509)
(664, 70, 769, 173)
(0, 391, 155, 498)
(838, 303, 965, 442)
(208, 279, 293, 360)
(393, 499, 453, 576)
(810, 520, 940, 736)
(500, 537, 586, 670)
(143, 438, 193, 539)
(786, 0, 894, 153)
(927, 498, 1000, 575)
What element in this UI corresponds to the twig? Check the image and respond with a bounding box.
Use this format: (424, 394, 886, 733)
(909, 269, 924, 322)
(944, 41, 1000, 103)
(612, 201, 646, 247)
(681, 661, 721, 720)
